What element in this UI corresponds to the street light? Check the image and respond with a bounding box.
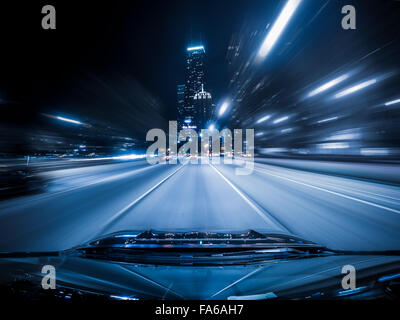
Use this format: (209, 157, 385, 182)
(219, 101, 229, 117)
(187, 46, 205, 52)
(256, 114, 271, 124)
(317, 116, 339, 124)
(307, 74, 349, 97)
(42, 113, 91, 127)
(385, 98, 400, 106)
(334, 79, 377, 99)
(273, 116, 289, 124)
(56, 116, 83, 125)
(258, 0, 302, 58)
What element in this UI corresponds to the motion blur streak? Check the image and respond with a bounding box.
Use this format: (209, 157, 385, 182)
(307, 74, 349, 97)
(385, 98, 400, 106)
(56, 116, 83, 125)
(219, 101, 229, 116)
(334, 79, 377, 98)
(273, 116, 289, 124)
(258, 0, 302, 58)
(0, 158, 400, 253)
(256, 115, 271, 124)
(253, 166, 400, 214)
(0, 0, 400, 269)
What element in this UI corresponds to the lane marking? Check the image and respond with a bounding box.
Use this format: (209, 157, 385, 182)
(254, 162, 400, 202)
(97, 164, 185, 235)
(305, 180, 400, 203)
(209, 164, 291, 233)
(254, 167, 400, 215)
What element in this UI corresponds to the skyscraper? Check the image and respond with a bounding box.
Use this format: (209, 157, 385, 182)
(177, 45, 213, 131)
(176, 84, 186, 129)
(193, 84, 212, 130)
(183, 45, 206, 129)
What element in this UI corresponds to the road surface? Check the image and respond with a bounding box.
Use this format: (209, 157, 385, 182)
(0, 158, 400, 252)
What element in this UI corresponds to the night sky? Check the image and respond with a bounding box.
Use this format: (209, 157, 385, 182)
(0, 1, 263, 128)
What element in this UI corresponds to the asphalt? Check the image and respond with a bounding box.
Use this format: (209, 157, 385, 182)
(0, 158, 399, 252)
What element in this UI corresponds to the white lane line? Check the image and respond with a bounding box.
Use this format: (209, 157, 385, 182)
(254, 167, 400, 215)
(98, 164, 185, 235)
(209, 164, 290, 232)
(309, 181, 400, 203)
(254, 162, 400, 202)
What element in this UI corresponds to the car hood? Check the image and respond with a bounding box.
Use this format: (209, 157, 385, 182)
(1, 230, 400, 300)
(1, 252, 400, 300)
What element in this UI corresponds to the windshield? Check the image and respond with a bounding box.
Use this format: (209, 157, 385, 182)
(0, 0, 400, 303)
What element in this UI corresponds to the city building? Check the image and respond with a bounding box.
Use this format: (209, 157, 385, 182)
(193, 84, 212, 130)
(177, 45, 214, 132)
(182, 45, 206, 129)
(176, 84, 186, 129)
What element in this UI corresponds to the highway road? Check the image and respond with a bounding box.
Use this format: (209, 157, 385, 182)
(0, 158, 400, 252)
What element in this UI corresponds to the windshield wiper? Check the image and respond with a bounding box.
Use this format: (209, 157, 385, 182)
(69, 230, 336, 265)
(78, 229, 319, 250)
(72, 247, 335, 266)
(3, 230, 399, 266)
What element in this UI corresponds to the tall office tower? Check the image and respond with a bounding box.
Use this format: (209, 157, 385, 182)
(176, 84, 186, 129)
(182, 45, 206, 129)
(193, 84, 212, 130)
